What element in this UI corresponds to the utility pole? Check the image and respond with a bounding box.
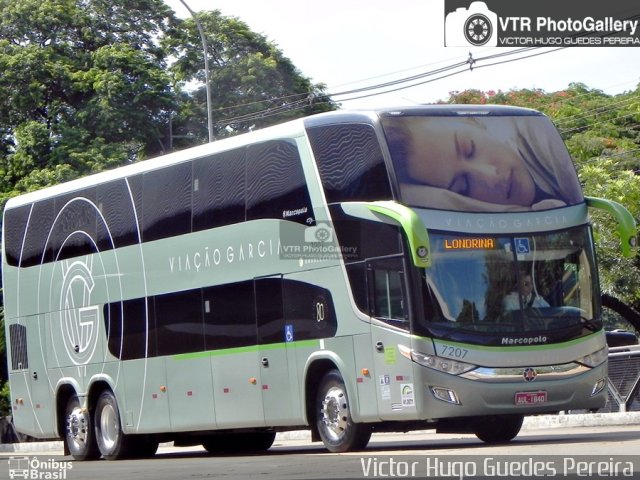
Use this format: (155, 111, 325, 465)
(178, 0, 214, 142)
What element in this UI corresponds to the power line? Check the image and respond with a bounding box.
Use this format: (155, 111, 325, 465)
(560, 111, 640, 134)
(553, 95, 640, 126)
(216, 47, 561, 126)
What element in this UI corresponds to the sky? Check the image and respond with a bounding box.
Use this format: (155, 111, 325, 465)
(163, 0, 640, 109)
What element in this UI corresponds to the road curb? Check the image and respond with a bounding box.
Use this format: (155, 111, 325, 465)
(1, 412, 639, 452)
(522, 411, 640, 429)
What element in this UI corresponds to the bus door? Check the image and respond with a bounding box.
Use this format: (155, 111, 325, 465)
(25, 315, 54, 436)
(207, 281, 264, 428)
(366, 256, 417, 419)
(255, 275, 296, 426)
(161, 289, 216, 432)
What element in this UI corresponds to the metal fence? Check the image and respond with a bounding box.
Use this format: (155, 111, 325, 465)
(603, 345, 640, 412)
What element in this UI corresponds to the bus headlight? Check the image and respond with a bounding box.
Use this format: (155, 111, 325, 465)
(410, 351, 476, 375)
(577, 347, 608, 368)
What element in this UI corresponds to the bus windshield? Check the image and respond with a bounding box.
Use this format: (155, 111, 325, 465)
(415, 226, 600, 345)
(381, 113, 584, 212)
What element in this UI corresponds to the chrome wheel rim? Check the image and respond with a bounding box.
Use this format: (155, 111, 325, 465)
(66, 406, 89, 450)
(320, 386, 349, 442)
(99, 403, 119, 451)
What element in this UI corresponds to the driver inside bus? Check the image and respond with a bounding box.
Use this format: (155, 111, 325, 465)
(502, 272, 550, 311)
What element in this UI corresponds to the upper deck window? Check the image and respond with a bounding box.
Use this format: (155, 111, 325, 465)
(307, 123, 393, 204)
(381, 115, 583, 212)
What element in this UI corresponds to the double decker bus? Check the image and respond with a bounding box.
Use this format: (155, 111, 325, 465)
(3, 105, 636, 459)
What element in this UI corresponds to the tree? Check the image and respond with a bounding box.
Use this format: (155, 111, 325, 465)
(164, 10, 335, 145)
(0, 0, 177, 206)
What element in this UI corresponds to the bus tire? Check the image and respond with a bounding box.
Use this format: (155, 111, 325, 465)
(64, 394, 100, 460)
(316, 369, 371, 453)
(473, 414, 524, 443)
(94, 389, 132, 460)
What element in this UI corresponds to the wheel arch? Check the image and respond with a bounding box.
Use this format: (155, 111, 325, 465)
(55, 383, 77, 440)
(303, 351, 359, 441)
(54, 375, 116, 438)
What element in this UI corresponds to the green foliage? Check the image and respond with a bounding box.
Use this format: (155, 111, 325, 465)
(447, 83, 640, 312)
(164, 10, 334, 144)
(0, 382, 10, 418)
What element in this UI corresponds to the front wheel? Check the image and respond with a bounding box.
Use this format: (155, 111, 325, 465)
(65, 395, 100, 460)
(473, 414, 524, 443)
(95, 390, 133, 460)
(316, 369, 371, 453)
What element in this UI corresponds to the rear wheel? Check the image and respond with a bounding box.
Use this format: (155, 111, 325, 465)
(95, 389, 133, 460)
(473, 415, 524, 443)
(65, 395, 100, 460)
(316, 369, 371, 453)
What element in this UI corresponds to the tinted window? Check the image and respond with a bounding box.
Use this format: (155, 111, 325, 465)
(203, 281, 256, 350)
(52, 189, 98, 262)
(307, 124, 393, 204)
(368, 257, 408, 328)
(4, 205, 31, 267)
(283, 280, 337, 341)
(128, 173, 143, 226)
(154, 289, 204, 356)
(142, 163, 192, 242)
(105, 297, 156, 360)
(345, 263, 368, 314)
(328, 204, 402, 262)
(246, 140, 313, 224)
(192, 149, 245, 231)
(97, 179, 141, 249)
(256, 277, 284, 344)
(21, 199, 55, 267)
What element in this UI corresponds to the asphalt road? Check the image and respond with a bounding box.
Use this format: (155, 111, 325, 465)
(2, 423, 640, 480)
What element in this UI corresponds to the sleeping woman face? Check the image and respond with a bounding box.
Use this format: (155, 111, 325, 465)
(389, 117, 537, 207)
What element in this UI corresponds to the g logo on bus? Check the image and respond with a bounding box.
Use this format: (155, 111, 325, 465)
(59, 259, 100, 365)
(523, 367, 537, 382)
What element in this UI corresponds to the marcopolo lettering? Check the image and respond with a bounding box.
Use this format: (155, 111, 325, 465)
(501, 336, 548, 345)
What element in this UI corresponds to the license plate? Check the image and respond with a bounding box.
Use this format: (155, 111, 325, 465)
(515, 391, 547, 405)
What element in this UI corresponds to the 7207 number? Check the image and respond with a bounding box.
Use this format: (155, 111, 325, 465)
(439, 345, 469, 359)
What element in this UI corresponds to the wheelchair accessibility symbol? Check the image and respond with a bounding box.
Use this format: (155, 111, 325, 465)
(515, 238, 530, 254)
(285, 324, 294, 343)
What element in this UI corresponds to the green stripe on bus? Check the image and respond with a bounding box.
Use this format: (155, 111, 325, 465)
(172, 339, 321, 360)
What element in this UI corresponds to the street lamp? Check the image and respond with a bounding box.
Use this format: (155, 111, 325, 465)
(178, 0, 214, 142)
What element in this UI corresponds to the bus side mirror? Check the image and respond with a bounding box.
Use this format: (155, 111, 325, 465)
(340, 201, 431, 268)
(585, 196, 637, 258)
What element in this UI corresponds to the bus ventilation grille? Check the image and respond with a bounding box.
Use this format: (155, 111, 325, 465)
(9, 324, 28, 370)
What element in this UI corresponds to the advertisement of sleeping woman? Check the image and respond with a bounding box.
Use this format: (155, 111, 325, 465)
(381, 114, 584, 213)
